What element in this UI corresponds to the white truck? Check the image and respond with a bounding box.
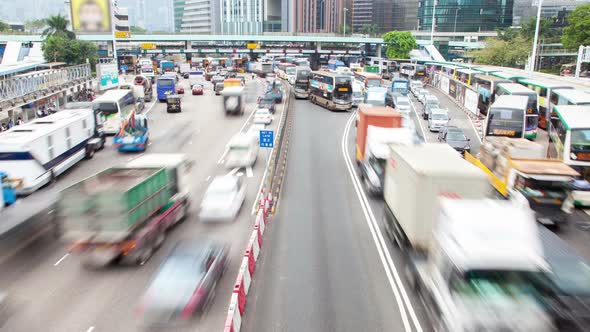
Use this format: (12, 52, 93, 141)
(383, 143, 556, 332)
(179, 63, 191, 75)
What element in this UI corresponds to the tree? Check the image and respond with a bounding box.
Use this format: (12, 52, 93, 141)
(470, 37, 531, 68)
(42, 35, 97, 66)
(42, 14, 75, 39)
(562, 4, 590, 49)
(25, 19, 45, 33)
(337, 24, 350, 36)
(360, 24, 378, 37)
(130, 25, 147, 34)
(382, 31, 417, 59)
(495, 27, 519, 41)
(520, 17, 560, 42)
(0, 21, 9, 32)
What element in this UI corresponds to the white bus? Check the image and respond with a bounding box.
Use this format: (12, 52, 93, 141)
(484, 95, 527, 140)
(548, 105, 590, 180)
(0, 109, 105, 195)
(517, 78, 573, 130)
(276, 63, 296, 81)
(310, 71, 353, 111)
(92, 89, 136, 134)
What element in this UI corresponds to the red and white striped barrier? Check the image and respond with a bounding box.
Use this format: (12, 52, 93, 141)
(224, 293, 242, 332)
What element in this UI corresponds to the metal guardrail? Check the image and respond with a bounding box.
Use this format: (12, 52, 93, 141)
(0, 64, 91, 103)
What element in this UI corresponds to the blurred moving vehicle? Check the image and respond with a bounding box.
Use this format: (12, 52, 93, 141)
(61, 154, 191, 267)
(384, 144, 556, 332)
(133, 75, 153, 102)
(199, 176, 246, 222)
(246, 124, 266, 143)
(438, 126, 470, 154)
(363, 87, 388, 107)
(393, 95, 410, 114)
(253, 108, 273, 124)
(267, 83, 284, 103)
(137, 239, 228, 325)
(176, 86, 185, 94)
(192, 84, 203, 95)
(214, 82, 224, 95)
(427, 109, 450, 132)
(422, 96, 441, 120)
(352, 81, 365, 107)
(417, 89, 429, 104)
(224, 133, 259, 168)
(410, 80, 423, 96)
(222, 86, 245, 115)
(166, 95, 182, 113)
(258, 94, 277, 114)
(113, 112, 149, 152)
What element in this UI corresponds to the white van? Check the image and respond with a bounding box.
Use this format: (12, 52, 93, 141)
(224, 133, 259, 168)
(352, 82, 365, 107)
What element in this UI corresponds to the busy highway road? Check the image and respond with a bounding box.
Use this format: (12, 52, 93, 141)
(0, 75, 286, 331)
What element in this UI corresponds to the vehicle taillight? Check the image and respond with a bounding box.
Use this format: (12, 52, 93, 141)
(119, 240, 137, 256)
(179, 287, 205, 320)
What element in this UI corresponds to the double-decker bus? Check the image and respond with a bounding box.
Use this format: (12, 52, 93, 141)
(353, 71, 382, 89)
(484, 95, 527, 140)
(471, 75, 511, 116)
(548, 105, 590, 180)
(276, 63, 296, 81)
(293, 66, 312, 99)
(517, 78, 574, 130)
(494, 83, 540, 140)
(309, 71, 353, 111)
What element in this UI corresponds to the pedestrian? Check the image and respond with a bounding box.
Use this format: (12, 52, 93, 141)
(16, 117, 24, 126)
(0, 122, 6, 132)
(7, 119, 14, 129)
(36, 108, 44, 118)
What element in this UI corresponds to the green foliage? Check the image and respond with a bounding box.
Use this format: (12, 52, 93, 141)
(360, 24, 378, 37)
(495, 27, 519, 41)
(382, 31, 417, 59)
(520, 17, 561, 42)
(470, 37, 531, 68)
(43, 14, 75, 39)
(42, 36, 97, 66)
(130, 26, 147, 34)
(562, 4, 590, 48)
(0, 21, 10, 32)
(25, 19, 45, 33)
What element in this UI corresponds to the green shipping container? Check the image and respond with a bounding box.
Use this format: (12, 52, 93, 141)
(60, 167, 172, 241)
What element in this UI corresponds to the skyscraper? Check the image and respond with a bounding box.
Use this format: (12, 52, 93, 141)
(352, 0, 418, 33)
(219, 0, 265, 34)
(417, 0, 513, 32)
(295, 0, 343, 33)
(174, 0, 220, 33)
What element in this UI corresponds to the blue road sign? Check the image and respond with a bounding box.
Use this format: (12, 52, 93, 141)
(260, 130, 274, 148)
(121, 65, 128, 71)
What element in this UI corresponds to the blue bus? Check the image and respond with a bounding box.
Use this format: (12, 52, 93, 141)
(157, 77, 176, 102)
(391, 78, 409, 96)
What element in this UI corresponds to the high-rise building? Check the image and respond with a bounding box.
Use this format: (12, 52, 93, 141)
(174, 0, 220, 33)
(220, 0, 265, 34)
(513, 0, 590, 26)
(352, 0, 418, 33)
(352, 0, 373, 32)
(417, 0, 513, 32)
(295, 0, 343, 33)
(114, 5, 130, 33)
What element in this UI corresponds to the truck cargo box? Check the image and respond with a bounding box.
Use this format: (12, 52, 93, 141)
(60, 167, 172, 242)
(384, 143, 490, 251)
(356, 105, 402, 161)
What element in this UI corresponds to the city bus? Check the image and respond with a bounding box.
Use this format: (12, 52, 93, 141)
(276, 63, 296, 81)
(92, 89, 136, 134)
(472, 66, 499, 75)
(293, 66, 312, 99)
(455, 68, 479, 86)
(391, 78, 409, 96)
(156, 76, 176, 102)
(548, 105, 590, 180)
(517, 78, 574, 130)
(494, 83, 540, 140)
(491, 71, 528, 82)
(471, 75, 511, 116)
(399, 63, 416, 78)
(309, 71, 353, 111)
(549, 89, 590, 107)
(484, 95, 528, 140)
(354, 71, 382, 89)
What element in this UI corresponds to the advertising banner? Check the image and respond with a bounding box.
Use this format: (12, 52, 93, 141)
(70, 0, 112, 33)
(464, 89, 479, 116)
(456, 83, 466, 106)
(97, 63, 119, 90)
(440, 76, 450, 95)
(449, 80, 457, 99)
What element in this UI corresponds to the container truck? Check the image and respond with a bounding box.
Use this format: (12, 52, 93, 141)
(355, 105, 402, 163)
(382, 143, 557, 332)
(60, 154, 191, 267)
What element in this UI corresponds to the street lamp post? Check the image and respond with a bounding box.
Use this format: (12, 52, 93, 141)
(430, 0, 438, 43)
(530, 0, 544, 72)
(454, 8, 460, 33)
(343, 8, 348, 36)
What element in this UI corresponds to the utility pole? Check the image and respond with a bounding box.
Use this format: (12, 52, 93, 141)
(430, 0, 437, 44)
(111, 0, 119, 62)
(530, 0, 543, 72)
(343, 8, 348, 36)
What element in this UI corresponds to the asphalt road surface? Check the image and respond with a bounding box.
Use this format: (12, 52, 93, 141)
(0, 75, 286, 332)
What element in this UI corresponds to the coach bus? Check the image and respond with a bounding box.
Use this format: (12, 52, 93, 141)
(277, 63, 296, 81)
(310, 71, 353, 111)
(484, 95, 527, 140)
(517, 78, 574, 130)
(354, 71, 382, 89)
(493, 83, 540, 140)
(548, 105, 590, 180)
(471, 75, 511, 116)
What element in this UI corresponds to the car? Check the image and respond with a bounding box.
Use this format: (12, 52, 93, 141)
(136, 239, 228, 325)
(364, 87, 389, 107)
(224, 133, 259, 168)
(183, 72, 190, 79)
(192, 84, 203, 95)
(246, 123, 266, 143)
(253, 108, 273, 124)
(394, 95, 411, 114)
(428, 109, 450, 132)
(214, 82, 224, 95)
(422, 96, 441, 120)
(410, 80, 423, 96)
(176, 86, 185, 94)
(212, 75, 225, 85)
(258, 95, 276, 113)
(438, 126, 470, 154)
(417, 89, 429, 104)
(199, 176, 246, 222)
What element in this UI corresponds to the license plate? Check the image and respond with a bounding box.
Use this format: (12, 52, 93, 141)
(576, 152, 590, 161)
(338, 88, 348, 92)
(493, 129, 515, 136)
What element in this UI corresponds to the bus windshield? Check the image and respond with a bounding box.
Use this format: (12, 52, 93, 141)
(487, 108, 525, 138)
(571, 129, 590, 152)
(158, 79, 174, 87)
(286, 67, 296, 75)
(96, 102, 118, 115)
(334, 77, 352, 101)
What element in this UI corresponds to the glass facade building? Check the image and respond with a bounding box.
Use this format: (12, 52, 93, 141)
(417, 0, 513, 32)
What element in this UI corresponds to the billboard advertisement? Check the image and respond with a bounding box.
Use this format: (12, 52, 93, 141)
(464, 89, 479, 116)
(70, 0, 112, 33)
(97, 63, 119, 90)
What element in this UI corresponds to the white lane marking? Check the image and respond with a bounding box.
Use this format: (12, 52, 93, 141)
(217, 148, 229, 164)
(226, 168, 239, 176)
(467, 115, 483, 144)
(54, 253, 69, 266)
(409, 96, 428, 143)
(143, 99, 158, 115)
(250, 83, 289, 214)
(246, 166, 253, 178)
(236, 172, 244, 177)
(206, 175, 211, 182)
(86, 326, 95, 332)
(341, 112, 423, 332)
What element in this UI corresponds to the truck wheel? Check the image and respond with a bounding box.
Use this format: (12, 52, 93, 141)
(85, 147, 95, 159)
